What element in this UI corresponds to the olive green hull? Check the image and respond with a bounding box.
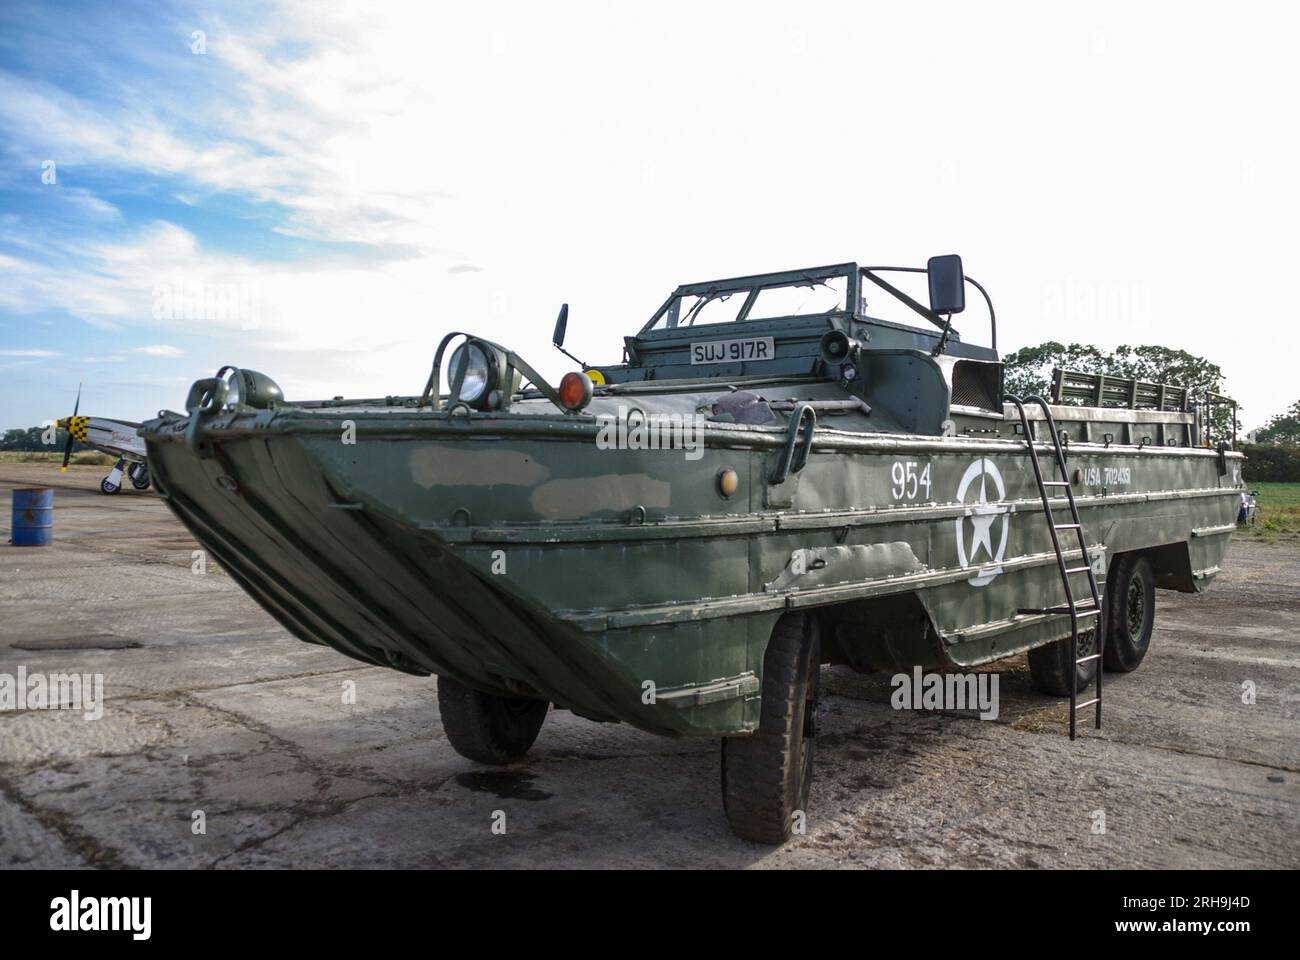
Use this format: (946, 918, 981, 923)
(144, 412, 1240, 737)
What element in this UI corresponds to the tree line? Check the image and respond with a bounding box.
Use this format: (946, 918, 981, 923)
(1002, 342, 1229, 406)
(1004, 341, 1299, 482)
(0, 426, 90, 453)
(1241, 400, 1300, 483)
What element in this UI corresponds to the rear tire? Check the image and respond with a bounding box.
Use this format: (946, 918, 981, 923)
(721, 612, 820, 844)
(1028, 626, 1099, 697)
(437, 676, 548, 764)
(130, 465, 151, 490)
(100, 477, 121, 495)
(1103, 554, 1155, 672)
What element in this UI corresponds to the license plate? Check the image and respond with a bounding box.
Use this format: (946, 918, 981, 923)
(690, 336, 775, 365)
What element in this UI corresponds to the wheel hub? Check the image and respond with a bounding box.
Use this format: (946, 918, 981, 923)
(798, 674, 818, 801)
(1127, 578, 1147, 635)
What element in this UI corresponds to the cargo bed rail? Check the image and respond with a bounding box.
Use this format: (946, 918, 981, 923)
(1051, 368, 1189, 412)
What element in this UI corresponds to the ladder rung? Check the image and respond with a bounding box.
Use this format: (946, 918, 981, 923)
(1074, 698, 1099, 709)
(1018, 606, 1100, 617)
(1065, 566, 1092, 574)
(1054, 523, 1081, 529)
(1042, 480, 1071, 486)
(1076, 653, 1102, 664)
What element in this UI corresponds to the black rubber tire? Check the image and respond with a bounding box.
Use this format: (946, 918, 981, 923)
(100, 477, 121, 495)
(437, 676, 548, 764)
(720, 612, 820, 844)
(1103, 554, 1156, 673)
(130, 466, 151, 490)
(1028, 625, 1099, 697)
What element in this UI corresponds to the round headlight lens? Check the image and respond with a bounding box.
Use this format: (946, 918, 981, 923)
(217, 366, 283, 409)
(220, 366, 242, 408)
(448, 343, 490, 402)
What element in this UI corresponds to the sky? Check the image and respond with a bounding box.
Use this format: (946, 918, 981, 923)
(1, 0, 1297, 431)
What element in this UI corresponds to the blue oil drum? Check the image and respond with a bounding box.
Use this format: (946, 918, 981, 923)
(11, 487, 54, 546)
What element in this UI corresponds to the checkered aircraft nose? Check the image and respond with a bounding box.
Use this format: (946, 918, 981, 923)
(58, 416, 90, 443)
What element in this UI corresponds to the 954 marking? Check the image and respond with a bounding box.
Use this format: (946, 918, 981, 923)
(690, 336, 774, 365)
(891, 460, 932, 501)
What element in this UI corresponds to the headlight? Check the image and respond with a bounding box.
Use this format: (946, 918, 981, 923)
(222, 368, 242, 407)
(448, 343, 490, 403)
(218, 366, 283, 410)
(438, 337, 517, 411)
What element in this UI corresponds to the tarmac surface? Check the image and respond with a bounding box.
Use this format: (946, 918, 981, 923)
(2, 462, 1297, 868)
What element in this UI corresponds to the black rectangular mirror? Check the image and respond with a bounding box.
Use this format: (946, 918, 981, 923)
(552, 303, 569, 347)
(927, 254, 965, 315)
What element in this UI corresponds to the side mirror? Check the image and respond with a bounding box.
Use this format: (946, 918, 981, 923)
(927, 254, 965, 315)
(552, 303, 569, 348)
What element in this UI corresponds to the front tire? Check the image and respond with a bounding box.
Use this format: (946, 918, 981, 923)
(1103, 554, 1155, 672)
(130, 465, 151, 490)
(721, 612, 820, 844)
(100, 477, 121, 495)
(437, 676, 548, 764)
(1028, 626, 1099, 697)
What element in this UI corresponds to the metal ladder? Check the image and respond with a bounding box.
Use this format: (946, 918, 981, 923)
(1006, 395, 1105, 739)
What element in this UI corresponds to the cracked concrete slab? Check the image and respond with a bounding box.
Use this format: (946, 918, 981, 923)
(1, 463, 1297, 868)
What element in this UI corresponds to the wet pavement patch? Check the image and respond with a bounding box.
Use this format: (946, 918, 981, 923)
(11, 635, 140, 651)
(454, 769, 553, 801)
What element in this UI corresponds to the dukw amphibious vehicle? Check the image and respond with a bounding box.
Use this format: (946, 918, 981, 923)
(141, 256, 1242, 843)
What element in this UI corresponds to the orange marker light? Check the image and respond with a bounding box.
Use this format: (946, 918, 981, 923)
(558, 371, 593, 412)
(717, 467, 739, 498)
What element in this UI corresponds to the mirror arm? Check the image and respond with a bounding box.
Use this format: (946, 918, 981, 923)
(931, 314, 954, 357)
(963, 274, 997, 352)
(555, 343, 587, 369)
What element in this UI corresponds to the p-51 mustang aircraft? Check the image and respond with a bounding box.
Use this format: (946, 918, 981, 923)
(55, 385, 150, 494)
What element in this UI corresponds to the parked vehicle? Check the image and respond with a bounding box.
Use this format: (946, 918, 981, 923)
(1238, 489, 1258, 524)
(141, 256, 1242, 843)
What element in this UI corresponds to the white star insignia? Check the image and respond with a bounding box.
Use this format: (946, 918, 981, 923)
(966, 475, 1005, 562)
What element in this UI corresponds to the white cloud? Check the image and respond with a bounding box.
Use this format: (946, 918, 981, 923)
(0, 349, 60, 357)
(134, 344, 183, 357)
(2, 1, 1299, 428)
(61, 189, 120, 220)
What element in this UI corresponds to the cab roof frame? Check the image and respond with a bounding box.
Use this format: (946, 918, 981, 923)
(640, 263, 860, 335)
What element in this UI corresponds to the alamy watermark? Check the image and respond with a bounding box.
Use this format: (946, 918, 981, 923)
(1042, 278, 1152, 328)
(595, 405, 705, 461)
(891, 667, 999, 721)
(0, 666, 104, 721)
(50, 890, 150, 940)
(152, 277, 261, 329)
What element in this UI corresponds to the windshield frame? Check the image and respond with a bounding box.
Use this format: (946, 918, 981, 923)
(639, 262, 859, 334)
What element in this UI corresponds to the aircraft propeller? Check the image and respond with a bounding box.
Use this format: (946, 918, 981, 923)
(59, 381, 82, 472)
